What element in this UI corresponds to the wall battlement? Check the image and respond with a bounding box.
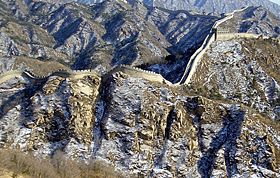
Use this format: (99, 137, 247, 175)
(23, 68, 70, 79)
(216, 33, 261, 41)
(0, 69, 99, 85)
(107, 65, 173, 85)
(216, 29, 230, 34)
(23, 68, 101, 79)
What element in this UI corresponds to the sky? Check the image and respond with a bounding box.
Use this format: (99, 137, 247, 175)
(270, 0, 280, 5)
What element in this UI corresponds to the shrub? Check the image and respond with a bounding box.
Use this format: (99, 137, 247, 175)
(0, 149, 58, 178)
(0, 149, 126, 178)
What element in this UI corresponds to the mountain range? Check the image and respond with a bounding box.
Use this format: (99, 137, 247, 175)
(59, 0, 280, 17)
(0, 0, 280, 177)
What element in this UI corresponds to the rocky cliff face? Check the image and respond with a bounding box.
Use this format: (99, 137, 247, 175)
(0, 72, 101, 157)
(0, 68, 279, 177)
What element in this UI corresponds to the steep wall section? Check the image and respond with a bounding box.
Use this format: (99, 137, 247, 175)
(179, 7, 254, 85)
(176, 10, 234, 84)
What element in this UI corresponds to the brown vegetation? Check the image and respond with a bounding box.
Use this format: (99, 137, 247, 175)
(0, 149, 125, 178)
(14, 56, 70, 76)
(243, 38, 280, 83)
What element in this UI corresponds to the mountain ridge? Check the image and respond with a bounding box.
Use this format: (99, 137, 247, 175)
(52, 0, 280, 17)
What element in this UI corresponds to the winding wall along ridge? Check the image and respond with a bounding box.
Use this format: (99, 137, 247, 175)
(0, 69, 99, 85)
(177, 6, 249, 85)
(106, 65, 173, 85)
(0, 66, 172, 86)
(102, 7, 251, 86)
(1, 7, 279, 86)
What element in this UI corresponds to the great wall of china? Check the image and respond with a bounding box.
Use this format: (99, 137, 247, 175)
(108, 64, 173, 85)
(178, 6, 248, 85)
(0, 6, 279, 87)
(178, 6, 280, 85)
(0, 65, 172, 86)
(0, 68, 99, 85)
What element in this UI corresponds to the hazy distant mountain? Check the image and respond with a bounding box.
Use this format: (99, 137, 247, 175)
(69, 0, 280, 17)
(149, 0, 280, 15)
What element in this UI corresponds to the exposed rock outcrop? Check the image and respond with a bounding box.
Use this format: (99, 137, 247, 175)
(0, 1, 280, 178)
(0, 66, 279, 177)
(190, 38, 280, 121)
(0, 72, 100, 157)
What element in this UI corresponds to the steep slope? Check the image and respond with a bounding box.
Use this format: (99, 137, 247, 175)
(0, 70, 101, 155)
(142, 0, 280, 17)
(190, 38, 280, 121)
(0, 0, 217, 81)
(219, 6, 280, 37)
(0, 66, 279, 177)
(63, 0, 280, 17)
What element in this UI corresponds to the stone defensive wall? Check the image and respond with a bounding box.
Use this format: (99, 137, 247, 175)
(107, 65, 173, 85)
(0, 65, 173, 86)
(23, 68, 99, 79)
(178, 6, 264, 85)
(215, 28, 280, 42)
(216, 32, 261, 41)
(176, 7, 244, 85)
(0, 69, 99, 85)
(23, 68, 71, 79)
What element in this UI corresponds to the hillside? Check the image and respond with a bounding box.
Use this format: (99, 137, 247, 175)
(59, 0, 280, 17)
(143, 0, 280, 17)
(190, 38, 280, 120)
(0, 61, 279, 177)
(0, 0, 217, 83)
(0, 0, 280, 178)
(219, 6, 280, 37)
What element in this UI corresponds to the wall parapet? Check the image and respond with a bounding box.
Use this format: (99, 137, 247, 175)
(105, 65, 172, 85)
(23, 68, 71, 79)
(119, 65, 173, 85)
(0, 69, 99, 85)
(216, 33, 261, 41)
